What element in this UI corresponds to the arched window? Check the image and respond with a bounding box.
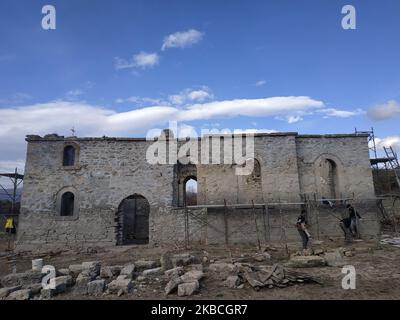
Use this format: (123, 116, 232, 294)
(185, 177, 198, 206)
(63, 145, 76, 166)
(60, 192, 74, 216)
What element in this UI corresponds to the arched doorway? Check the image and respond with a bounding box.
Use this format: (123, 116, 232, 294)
(184, 177, 197, 206)
(116, 194, 150, 245)
(319, 158, 339, 199)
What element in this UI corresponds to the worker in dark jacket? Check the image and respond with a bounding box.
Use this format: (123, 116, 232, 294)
(296, 210, 311, 250)
(339, 217, 352, 243)
(347, 204, 362, 238)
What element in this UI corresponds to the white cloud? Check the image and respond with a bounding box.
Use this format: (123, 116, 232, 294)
(161, 29, 204, 51)
(65, 82, 95, 100)
(1, 96, 364, 167)
(255, 80, 266, 87)
(375, 136, 400, 150)
(317, 108, 364, 118)
(169, 87, 214, 105)
(367, 100, 400, 120)
(66, 89, 83, 97)
(115, 52, 159, 70)
(116, 87, 213, 106)
(115, 96, 163, 106)
(177, 96, 323, 121)
(133, 52, 159, 68)
(287, 115, 303, 123)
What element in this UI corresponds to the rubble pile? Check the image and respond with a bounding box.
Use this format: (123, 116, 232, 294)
(239, 263, 322, 290)
(0, 250, 326, 300)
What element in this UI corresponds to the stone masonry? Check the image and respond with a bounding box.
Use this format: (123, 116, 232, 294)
(16, 132, 379, 250)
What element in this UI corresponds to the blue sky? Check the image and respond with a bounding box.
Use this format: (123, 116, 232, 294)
(0, 0, 400, 172)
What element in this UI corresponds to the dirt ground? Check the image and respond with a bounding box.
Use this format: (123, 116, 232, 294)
(1, 234, 400, 300)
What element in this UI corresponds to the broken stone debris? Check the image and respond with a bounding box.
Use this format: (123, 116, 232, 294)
(6, 289, 32, 300)
(107, 278, 133, 295)
(0, 270, 44, 287)
(100, 265, 122, 279)
(171, 253, 197, 267)
(0, 286, 22, 299)
(241, 264, 321, 290)
(87, 279, 106, 295)
(178, 281, 199, 297)
(324, 250, 345, 267)
(164, 266, 184, 278)
(134, 260, 159, 270)
(223, 275, 241, 289)
(286, 255, 326, 268)
(142, 267, 162, 276)
(208, 262, 239, 280)
(0, 251, 325, 300)
(120, 264, 135, 278)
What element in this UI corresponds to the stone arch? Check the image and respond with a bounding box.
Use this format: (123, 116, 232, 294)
(314, 154, 344, 200)
(115, 194, 150, 245)
(174, 162, 198, 207)
(184, 175, 198, 206)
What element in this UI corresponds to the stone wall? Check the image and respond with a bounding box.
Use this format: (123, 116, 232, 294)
(17, 137, 176, 250)
(16, 132, 379, 250)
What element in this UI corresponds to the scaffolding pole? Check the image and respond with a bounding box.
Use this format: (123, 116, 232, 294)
(251, 200, 261, 251)
(223, 199, 228, 245)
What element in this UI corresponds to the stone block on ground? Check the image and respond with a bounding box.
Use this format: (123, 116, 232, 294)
(40, 288, 55, 299)
(164, 267, 184, 279)
(87, 279, 106, 296)
(120, 264, 135, 278)
(23, 283, 43, 295)
(81, 261, 101, 278)
(253, 252, 271, 262)
(165, 276, 183, 295)
(142, 267, 162, 276)
(107, 278, 133, 295)
(287, 256, 326, 268)
(68, 264, 84, 277)
(324, 250, 345, 267)
(52, 275, 73, 293)
(6, 289, 31, 300)
(177, 281, 199, 297)
(223, 275, 241, 289)
(208, 263, 239, 279)
(171, 253, 197, 267)
(180, 270, 204, 283)
(0, 270, 44, 287)
(187, 264, 204, 272)
(100, 265, 122, 279)
(72, 275, 90, 296)
(314, 249, 325, 255)
(135, 260, 159, 270)
(0, 286, 22, 299)
(57, 268, 71, 276)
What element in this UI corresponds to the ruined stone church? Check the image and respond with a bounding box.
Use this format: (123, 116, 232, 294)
(16, 131, 379, 250)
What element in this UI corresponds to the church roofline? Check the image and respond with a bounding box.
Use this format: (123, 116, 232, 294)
(25, 132, 369, 142)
